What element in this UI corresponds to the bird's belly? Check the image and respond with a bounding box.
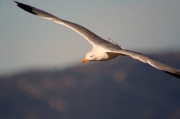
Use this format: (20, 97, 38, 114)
(96, 52, 119, 61)
(106, 53, 119, 60)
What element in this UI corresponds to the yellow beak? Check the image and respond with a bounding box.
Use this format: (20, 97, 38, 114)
(82, 58, 88, 63)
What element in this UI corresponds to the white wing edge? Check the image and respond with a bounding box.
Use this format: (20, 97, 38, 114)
(108, 49, 180, 79)
(14, 1, 103, 46)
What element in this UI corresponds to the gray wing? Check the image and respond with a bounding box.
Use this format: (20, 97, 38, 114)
(14, 1, 105, 46)
(109, 49, 180, 79)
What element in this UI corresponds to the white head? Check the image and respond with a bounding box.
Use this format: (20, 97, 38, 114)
(82, 51, 96, 63)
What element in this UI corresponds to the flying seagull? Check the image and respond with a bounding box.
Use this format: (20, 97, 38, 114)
(14, 1, 180, 79)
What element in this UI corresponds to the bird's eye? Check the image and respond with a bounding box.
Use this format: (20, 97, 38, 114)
(90, 55, 93, 57)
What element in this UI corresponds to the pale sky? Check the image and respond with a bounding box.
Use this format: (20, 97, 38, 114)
(0, 0, 180, 76)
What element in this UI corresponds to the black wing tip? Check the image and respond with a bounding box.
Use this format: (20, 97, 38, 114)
(13, 1, 18, 5)
(14, 1, 37, 15)
(13, 1, 23, 6)
(163, 71, 180, 79)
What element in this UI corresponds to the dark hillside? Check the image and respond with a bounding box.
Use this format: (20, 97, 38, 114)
(0, 52, 180, 119)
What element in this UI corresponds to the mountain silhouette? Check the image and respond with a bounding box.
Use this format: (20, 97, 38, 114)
(0, 52, 180, 119)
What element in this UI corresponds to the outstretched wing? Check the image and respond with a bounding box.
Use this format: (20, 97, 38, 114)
(14, 1, 106, 46)
(108, 49, 180, 79)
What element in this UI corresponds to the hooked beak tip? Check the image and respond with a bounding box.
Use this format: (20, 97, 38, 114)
(82, 58, 88, 64)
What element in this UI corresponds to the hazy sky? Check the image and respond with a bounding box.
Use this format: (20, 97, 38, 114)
(0, 0, 180, 76)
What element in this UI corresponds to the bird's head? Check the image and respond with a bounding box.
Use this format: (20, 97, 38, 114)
(82, 51, 96, 63)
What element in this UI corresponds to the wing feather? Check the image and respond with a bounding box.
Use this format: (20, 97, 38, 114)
(109, 49, 180, 79)
(14, 1, 105, 46)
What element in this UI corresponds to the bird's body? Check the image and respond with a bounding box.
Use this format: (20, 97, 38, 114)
(14, 1, 180, 79)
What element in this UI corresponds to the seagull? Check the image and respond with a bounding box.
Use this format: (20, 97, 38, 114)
(14, 1, 180, 79)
